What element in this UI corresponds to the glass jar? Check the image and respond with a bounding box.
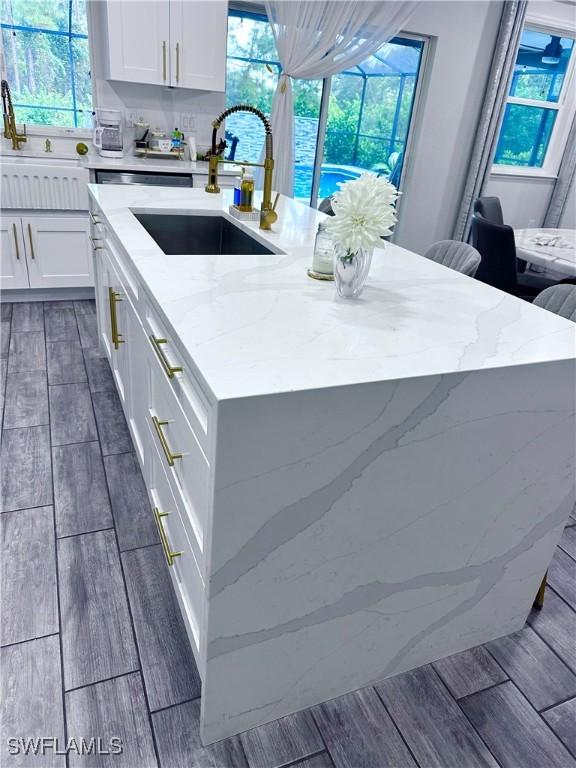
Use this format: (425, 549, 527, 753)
(312, 221, 335, 276)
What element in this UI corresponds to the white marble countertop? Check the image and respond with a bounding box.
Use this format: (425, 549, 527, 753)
(84, 154, 238, 176)
(88, 184, 576, 401)
(0, 150, 238, 176)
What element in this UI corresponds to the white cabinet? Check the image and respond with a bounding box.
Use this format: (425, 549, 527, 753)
(0, 217, 29, 289)
(169, 1, 227, 91)
(24, 217, 92, 289)
(103, 1, 171, 86)
(93, 242, 147, 463)
(102, 0, 227, 91)
(0, 215, 91, 290)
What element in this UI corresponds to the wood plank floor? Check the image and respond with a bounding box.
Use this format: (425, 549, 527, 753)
(1, 300, 575, 768)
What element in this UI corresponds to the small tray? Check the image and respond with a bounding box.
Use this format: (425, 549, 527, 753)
(307, 269, 334, 281)
(134, 147, 186, 160)
(228, 205, 260, 222)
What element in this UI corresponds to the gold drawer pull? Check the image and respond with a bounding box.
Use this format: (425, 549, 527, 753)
(154, 507, 182, 566)
(90, 212, 101, 225)
(12, 223, 20, 260)
(152, 415, 183, 466)
(108, 287, 124, 350)
(150, 335, 183, 379)
(27, 223, 35, 259)
(162, 40, 167, 81)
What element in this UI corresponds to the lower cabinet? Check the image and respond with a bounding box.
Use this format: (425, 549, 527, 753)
(0, 214, 92, 289)
(0, 216, 30, 289)
(92, 210, 207, 670)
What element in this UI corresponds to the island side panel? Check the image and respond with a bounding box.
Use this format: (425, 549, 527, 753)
(200, 360, 576, 744)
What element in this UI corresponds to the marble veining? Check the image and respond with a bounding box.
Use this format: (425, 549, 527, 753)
(88, 185, 575, 402)
(88, 184, 576, 744)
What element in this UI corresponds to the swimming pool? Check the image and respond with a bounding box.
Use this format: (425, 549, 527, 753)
(293, 164, 366, 201)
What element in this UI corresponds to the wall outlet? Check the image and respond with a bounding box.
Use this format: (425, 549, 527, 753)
(181, 114, 197, 132)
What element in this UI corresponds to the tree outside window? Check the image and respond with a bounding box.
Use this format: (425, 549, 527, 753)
(226, 9, 423, 204)
(1, 0, 93, 129)
(494, 27, 575, 168)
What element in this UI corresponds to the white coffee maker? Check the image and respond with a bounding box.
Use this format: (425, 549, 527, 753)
(93, 108, 124, 157)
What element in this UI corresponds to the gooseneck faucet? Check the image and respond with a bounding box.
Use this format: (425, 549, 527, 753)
(1, 79, 26, 150)
(205, 104, 278, 231)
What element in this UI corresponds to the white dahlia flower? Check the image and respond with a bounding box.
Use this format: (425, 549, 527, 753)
(324, 173, 399, 255)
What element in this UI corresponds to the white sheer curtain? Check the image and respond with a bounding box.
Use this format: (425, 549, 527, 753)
(264, 0, 420, 197)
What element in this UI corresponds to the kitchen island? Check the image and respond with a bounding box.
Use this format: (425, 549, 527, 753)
(88, 184, 576, 745)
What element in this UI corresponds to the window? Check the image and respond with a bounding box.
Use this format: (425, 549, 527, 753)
(226, 8, 424, 205)
(1, 0, 92, 129)
(494, 26, 575, 171)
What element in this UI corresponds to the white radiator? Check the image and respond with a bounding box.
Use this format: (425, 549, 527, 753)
(1, 162, 89, 210)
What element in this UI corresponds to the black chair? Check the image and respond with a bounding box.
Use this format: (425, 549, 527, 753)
(473, 196, 504, 225)
(471, 213, 558, 299)
(473, 195, 526, 272)
(471, 213, 519, 295)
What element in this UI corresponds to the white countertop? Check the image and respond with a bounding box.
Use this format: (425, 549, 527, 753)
(0, 150, 238, 176)
(88, 184, 576, 401)
(84, 154, 238, 176)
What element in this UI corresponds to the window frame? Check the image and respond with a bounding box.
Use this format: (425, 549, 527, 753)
(226, 5, 427, 206)
(0, 2, 94, 136)
(492, 17, 576, 179)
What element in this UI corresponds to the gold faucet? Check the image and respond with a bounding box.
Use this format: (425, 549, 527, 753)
(205, 104, 278, 231)
(1, 79, 27, 150)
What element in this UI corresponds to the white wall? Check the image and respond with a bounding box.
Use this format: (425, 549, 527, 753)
(393, 1, 504, 254)
(484, 173, 555, 227)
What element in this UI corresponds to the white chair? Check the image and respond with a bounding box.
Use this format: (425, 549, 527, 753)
(423, 240, 481, 277)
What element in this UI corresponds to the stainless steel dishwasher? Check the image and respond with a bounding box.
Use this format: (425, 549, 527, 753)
(94, 170, 194, 187)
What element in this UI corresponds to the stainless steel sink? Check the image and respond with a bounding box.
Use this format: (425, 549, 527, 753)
(133, 213, 277, 256)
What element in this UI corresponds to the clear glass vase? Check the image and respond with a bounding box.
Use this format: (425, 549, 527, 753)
(334, 245, 373, 299)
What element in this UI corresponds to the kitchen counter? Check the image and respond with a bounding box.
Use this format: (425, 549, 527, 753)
(88, 184, 575, 401)
(0, 150, 238, 176)
(84, 154, 239, 176)
(88, 183, 576, 745)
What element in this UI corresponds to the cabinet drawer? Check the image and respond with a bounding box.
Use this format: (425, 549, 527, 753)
(91, 223, 139, 305)
(146, 339, 209, 562)
(143, 294, 211, 453)
(147, 425, 204, 661)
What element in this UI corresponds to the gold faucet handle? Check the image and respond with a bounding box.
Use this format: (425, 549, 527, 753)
(260, 207, 278, 231)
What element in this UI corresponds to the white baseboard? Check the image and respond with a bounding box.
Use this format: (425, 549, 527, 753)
(1, 287, 95, 303)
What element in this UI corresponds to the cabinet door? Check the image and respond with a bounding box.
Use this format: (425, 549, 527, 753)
(105, 0, 170, 85)
(170, 1, 227, 91)
(93, 248, 114, 360)
(24, 216, 92, 289)
(0, 217, 29, 289)
(126, 307, 147, 465)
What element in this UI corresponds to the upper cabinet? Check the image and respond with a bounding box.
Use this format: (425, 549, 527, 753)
(102, 0, 227, 91)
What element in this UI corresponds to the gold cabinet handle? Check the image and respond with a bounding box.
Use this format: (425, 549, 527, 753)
(27, 223, 35, 259)
(90, 212, 101, 225)
(108, 287, 124, 350)
(89, 236, 104, 250)
(175, 42, 180, 83)
(150, 335, 183, 379)
(12, 223, 20, 260)
(151, 415, 183, 467)
(154, 507, 182, 566)
(162, 40, 167, 81)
